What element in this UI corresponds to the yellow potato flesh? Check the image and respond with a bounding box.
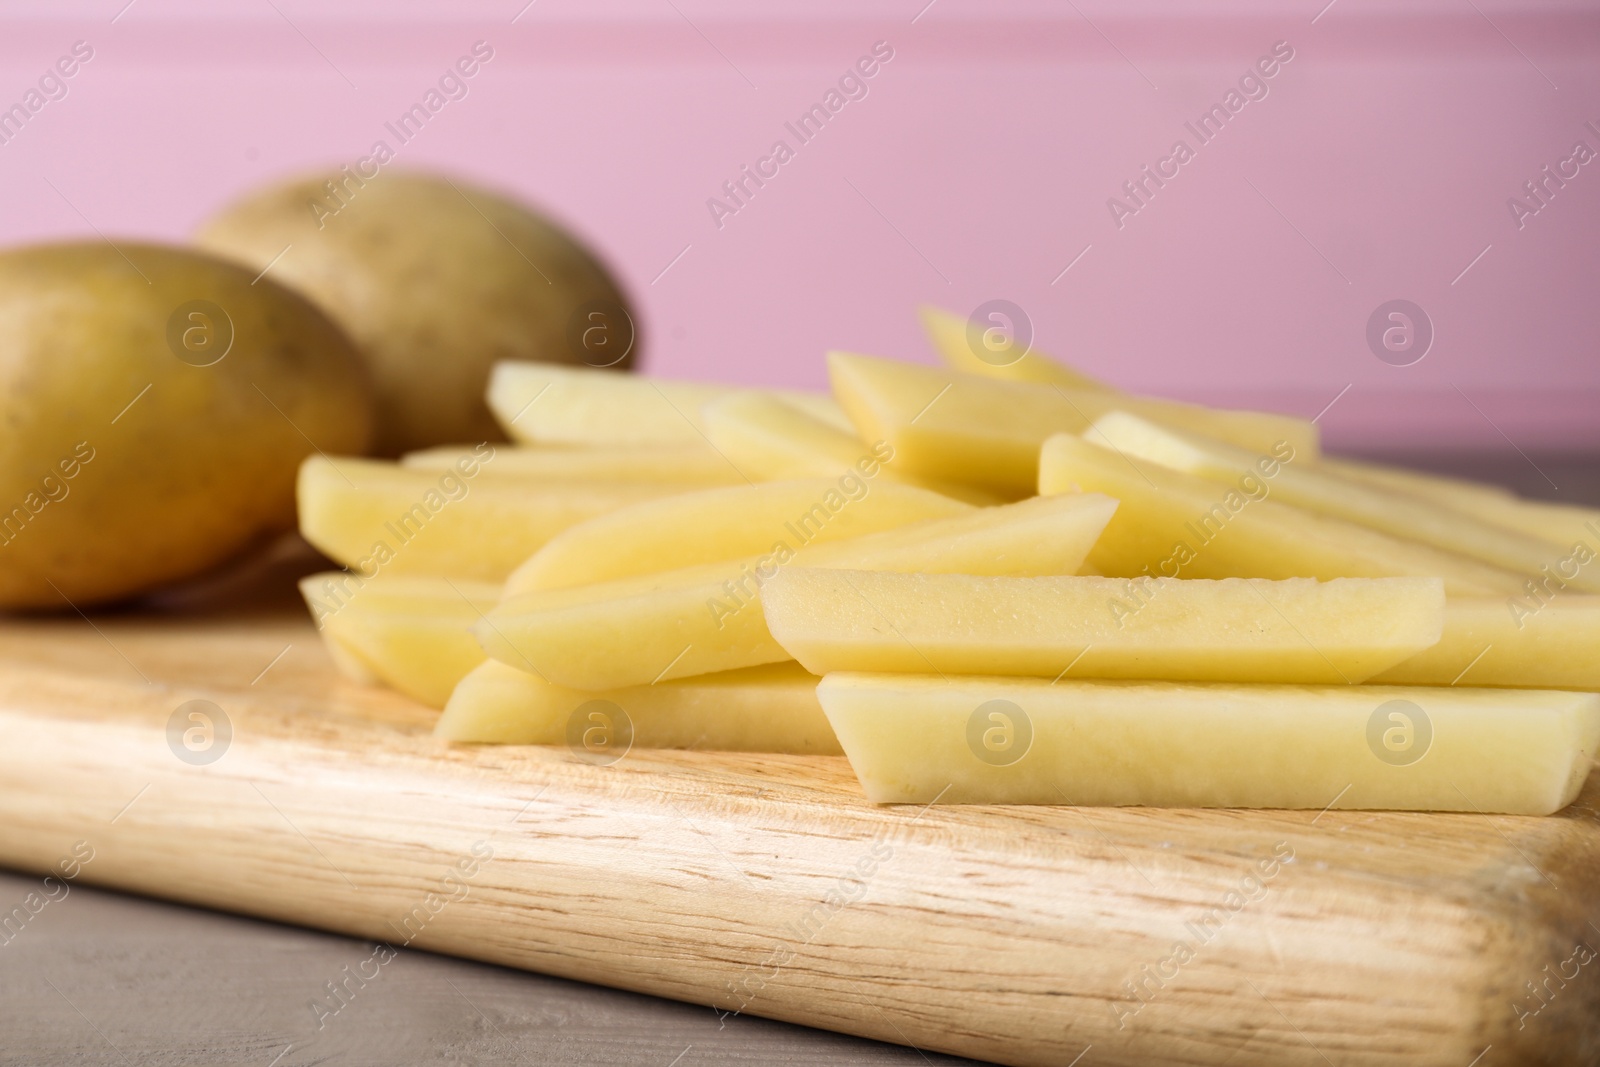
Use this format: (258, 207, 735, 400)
(1039, 434, 1522, 596)
(1318, 456, 1514, 510)
(436, 659, 839, 753)
(297, 455, 677, 582)
(701, 393, 851, 480)
(918, 304, 1111, 390)
(476, 493, 1119, 690)
(701, 393, 1003, 505)
(1421, 493, 1600, 555)
(1372, 596, 1600, 688)
(506, 477, 972, 594)
(775, 393, 856, 433)
(299, 573, 499, 707)
(763, 571, 1444, 684)
(1321, 456, 1600, 555)
(401, 443, 745, 486)
(828, 351, 1320, 495)
(1091, 411, 1598, 593)
(487, 361, 849, 446)
(789, 491, 1115, 573)
(817, 673, 1600, 814)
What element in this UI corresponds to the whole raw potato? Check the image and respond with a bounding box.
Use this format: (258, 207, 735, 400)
(0, 242, 372, 610)
(195, 170, 637, 455)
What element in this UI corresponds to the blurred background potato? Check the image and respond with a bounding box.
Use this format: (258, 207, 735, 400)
(197, 170, 635, 455)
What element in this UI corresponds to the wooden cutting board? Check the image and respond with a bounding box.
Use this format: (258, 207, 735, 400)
(1, 553, 1596, 1067)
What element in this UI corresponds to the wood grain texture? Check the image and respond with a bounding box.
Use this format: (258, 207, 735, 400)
(0, 558, 1597, 1067)
(0, 869, 980, 1067)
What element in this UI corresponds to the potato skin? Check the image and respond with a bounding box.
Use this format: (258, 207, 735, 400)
(0, 241, 372, 610)
(195, 170, 636, 455)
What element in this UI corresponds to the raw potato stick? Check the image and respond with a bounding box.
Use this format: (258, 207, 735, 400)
(701, 392, 1004, 505)
(1039, 433, 1524, 596)
(299, 573, 499, 707)
(298, 455, 680, 582)
(1318, 456, 1515, 511)
(828, 351, 1320, 495)
(475, 493, 1118, 690)
(1416, 492, 1600, 556)
(700, 393, 872, 481)
(401, 443, 746, 486)
(1090, 411, 1600, 592)
(488, 361, 850, 446)
(1321, 454, 1600, 555)
(817, 673, 1600, 814)
(762, 571, 1445, 684)
(437, 659, 839, 753)
(1371, 596, 1600, 689)
(919, 304, 1113, 390)
(506, 477, 971, 593)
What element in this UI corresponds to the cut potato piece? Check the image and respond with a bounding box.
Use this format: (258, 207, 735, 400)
(1090, 411, 1599, 593)
(777, 392, 853, 432)
(1319, 456, 1515, 510)
(506, 478, 972, 594)
(818, 673, 1600, 814)
(1372, 597, 1600, 689)
(764, 572, 1444, 684)
(298, 455, 677, 581)
(786, 491, 1115, 575)
(701, 393, 864, 480)
(436, 659, 839, 752)
(828, 351, 1320, 495)
(919, 304, 1110, 390)
(699, 392, 890, 483)
(402, 443, 744, 486)
(299, 573, 499, 707)
(488, 361, 849, 446)
(489, 363, 726, 446)
(1322, 456, 1600, 554)
(484, 556, 789, 690)
(1420, 493, 1600, 555)
(701, 393, 1003, 505)
(1039, 434, 1523, 596)
(477, 493, 1118, 690)
(320, 630, 380, 685)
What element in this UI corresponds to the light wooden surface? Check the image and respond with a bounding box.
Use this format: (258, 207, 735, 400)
(1, 552, 1598, 1066)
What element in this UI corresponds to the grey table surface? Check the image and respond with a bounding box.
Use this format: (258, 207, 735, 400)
(2, 450, 1594, 1067)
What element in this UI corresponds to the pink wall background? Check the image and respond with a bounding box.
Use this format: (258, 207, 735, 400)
(1, 0, 1596, 451)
